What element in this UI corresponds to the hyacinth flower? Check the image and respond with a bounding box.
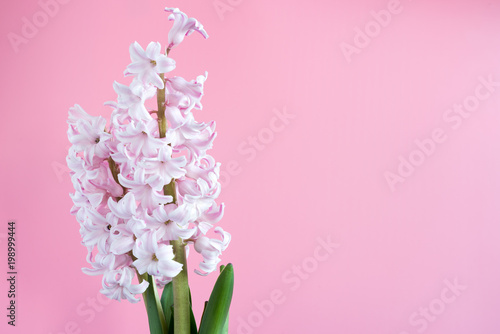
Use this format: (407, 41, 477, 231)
(66, 8, 233, 334)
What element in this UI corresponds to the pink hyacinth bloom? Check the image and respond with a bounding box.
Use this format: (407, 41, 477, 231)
(109, 217, 147, 255)
(101, 267, 149, 303)
(165, 8, 208, 50)
(67, 105, 112, 165)
(140, 145, 187, 185)
(118, 169, 173, 213)
(82, 252, 117, 276)
(68, 104, 95, 135)
(124, 41, 175, 89)
(113, 80, 156, 121)
(107, 192, 137, 220)
(79, 208, 115, 253)
(166, 73, 206, 112)
(114, 120, 166, 160)
(145, 204, 196, 241)
(193, 227, 231, 275)
(133, 231, 183, 277)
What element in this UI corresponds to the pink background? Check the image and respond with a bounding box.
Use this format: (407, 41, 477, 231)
(2, 0, 500, 333)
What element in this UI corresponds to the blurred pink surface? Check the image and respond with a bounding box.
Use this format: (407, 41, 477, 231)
(1, 0, 500, 333)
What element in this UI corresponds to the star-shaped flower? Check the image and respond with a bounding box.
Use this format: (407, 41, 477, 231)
(124, 41, 175, 89)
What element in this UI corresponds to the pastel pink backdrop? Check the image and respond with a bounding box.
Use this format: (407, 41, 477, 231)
(1, 0, 500, 333)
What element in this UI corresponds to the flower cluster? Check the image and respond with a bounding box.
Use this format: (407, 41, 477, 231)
(66, 8, 230, 303)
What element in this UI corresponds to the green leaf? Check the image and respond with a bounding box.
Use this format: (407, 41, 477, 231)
(143, 274, 166, 334)
(190, 305, 198, 334)
(222, 312, 229, 334)
(168, 306, 175, 334)
(161, 282, 174, 333)
(219, 264, 228, 333)
(200, 301, 208, 324)
(188, 289, 198, 334)
(198, 264, 234, 334)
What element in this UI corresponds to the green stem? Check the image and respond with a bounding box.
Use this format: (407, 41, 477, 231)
(164, 179, 178, 204)
(157, 73, 167, 138)
(171, 239, 190, 334)
(156, 70, 191, 334)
